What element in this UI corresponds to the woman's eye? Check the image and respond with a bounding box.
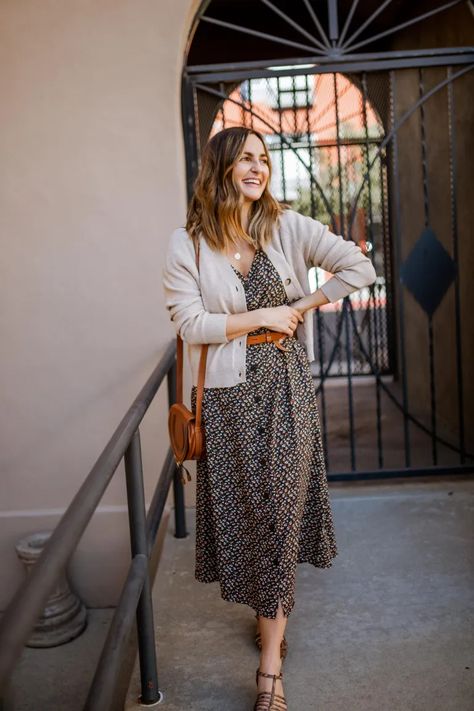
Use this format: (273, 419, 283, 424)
(239, 155, 268, 164)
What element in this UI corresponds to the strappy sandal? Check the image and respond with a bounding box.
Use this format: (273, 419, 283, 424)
(254, 669, 287, 710)
(255, 614, 288, 659)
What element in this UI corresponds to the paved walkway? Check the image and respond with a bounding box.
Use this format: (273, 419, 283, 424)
(126, 478, 474, 711)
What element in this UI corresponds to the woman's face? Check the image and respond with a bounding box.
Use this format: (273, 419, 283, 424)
(231, 133, 270, 204)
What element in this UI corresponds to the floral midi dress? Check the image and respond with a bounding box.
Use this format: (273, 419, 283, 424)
(190, 248, 338, 619)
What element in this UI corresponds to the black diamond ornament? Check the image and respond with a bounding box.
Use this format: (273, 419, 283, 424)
(399, 227, 457, 317)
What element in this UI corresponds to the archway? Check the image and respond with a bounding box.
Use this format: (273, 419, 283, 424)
(182, 0, 474, 479)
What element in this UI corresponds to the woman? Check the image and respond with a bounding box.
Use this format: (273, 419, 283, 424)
(162, 126, 376, 710)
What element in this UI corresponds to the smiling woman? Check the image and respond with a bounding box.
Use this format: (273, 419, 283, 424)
(163, 125, 376, 710)
(186, 126, 283, 255)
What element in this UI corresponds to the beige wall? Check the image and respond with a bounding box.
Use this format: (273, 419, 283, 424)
(0, 0, 201, 608)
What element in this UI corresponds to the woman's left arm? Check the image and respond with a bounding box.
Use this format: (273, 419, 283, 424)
(290, 212, 377, 314)
(290, 287, 330, 315)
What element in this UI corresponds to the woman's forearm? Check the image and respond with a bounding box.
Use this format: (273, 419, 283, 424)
(290, 288, 330, 314)
(225, 289, 330, 341)
(225, 309, 266, 341)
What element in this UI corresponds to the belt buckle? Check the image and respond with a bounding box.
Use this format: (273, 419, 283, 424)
(275, 334, 289, 352)
(265, 332, 272, 343)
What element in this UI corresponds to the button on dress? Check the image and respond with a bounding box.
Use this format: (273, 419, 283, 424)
(190, 248, 338, 619)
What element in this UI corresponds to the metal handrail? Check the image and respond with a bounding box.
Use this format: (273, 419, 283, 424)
(0, 339, 182, 708)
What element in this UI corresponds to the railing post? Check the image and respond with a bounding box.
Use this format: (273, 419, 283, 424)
(124, 429, 162, 705)
(167, 359, 188, 539)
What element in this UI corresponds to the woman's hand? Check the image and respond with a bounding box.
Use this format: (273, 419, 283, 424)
(260, 305, 304, 336)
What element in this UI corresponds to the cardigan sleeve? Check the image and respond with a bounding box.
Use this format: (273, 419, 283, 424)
(162, 230, 229, 345)
(295, 212, 377, 303)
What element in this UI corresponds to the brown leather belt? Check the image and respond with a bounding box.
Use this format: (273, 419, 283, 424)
(247, 330, 290, 352)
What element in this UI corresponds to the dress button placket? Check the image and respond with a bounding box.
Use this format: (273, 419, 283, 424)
(253, 366, 278, 572)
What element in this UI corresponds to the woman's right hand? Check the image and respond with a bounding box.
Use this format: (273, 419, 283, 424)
(260, 305, 304, 336)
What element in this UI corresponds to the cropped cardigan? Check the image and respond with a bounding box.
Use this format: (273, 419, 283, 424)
(162, 208, 377, 388)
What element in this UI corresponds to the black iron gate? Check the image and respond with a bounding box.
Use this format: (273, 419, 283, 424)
(182, 0, 474, 480)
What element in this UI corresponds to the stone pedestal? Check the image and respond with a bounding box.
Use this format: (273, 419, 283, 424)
(15, 531, 87, 647)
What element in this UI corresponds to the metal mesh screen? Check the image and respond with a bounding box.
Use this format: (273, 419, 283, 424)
(205, 70, 391, 379)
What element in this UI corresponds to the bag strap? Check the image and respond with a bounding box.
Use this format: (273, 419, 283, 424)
(175, 237, 208, 430)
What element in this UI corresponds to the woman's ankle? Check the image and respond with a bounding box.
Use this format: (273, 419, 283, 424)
(259, 652, 282, 673)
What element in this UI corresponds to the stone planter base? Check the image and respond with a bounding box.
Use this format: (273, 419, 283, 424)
(15, 531, 87, 648)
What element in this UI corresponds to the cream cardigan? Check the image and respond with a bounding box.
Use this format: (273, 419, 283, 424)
(162, 208, 377, 388)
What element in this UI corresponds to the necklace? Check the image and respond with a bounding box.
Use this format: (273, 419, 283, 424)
(233, 239, 257, 260)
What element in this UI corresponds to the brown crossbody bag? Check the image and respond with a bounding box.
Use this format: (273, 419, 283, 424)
(167, 237, 208, 485)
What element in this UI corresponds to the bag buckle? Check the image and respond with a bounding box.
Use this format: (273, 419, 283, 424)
(177, 462, 192, 484)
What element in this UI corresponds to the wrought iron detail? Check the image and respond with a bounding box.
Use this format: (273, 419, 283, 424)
(193, 0, 471, 73)
(400, 228, 457, 317)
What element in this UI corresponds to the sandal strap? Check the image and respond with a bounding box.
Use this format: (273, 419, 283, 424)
(257, 670, 283, 680)
(255, 668, 284, 706)
(254, 691, 287, 710)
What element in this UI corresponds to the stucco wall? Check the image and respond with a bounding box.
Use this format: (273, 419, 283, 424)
(0, 0, 201, 608)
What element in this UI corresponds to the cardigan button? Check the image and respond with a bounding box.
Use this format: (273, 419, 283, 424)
(285, 277, 291, 285)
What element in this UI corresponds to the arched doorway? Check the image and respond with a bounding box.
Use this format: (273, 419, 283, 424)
(182, 1, 474, 480)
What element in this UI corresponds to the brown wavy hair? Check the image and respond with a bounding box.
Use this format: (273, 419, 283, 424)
(186, 126, 288, 252)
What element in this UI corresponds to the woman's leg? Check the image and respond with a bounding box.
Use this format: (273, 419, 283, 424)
(256, 600, 288, 699)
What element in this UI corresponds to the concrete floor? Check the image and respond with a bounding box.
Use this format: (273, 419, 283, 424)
(126, 478, 474, 711)
(5, 609, 114, 710)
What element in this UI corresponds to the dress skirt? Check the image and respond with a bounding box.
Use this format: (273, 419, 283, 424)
(190, 248, 338, 619)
